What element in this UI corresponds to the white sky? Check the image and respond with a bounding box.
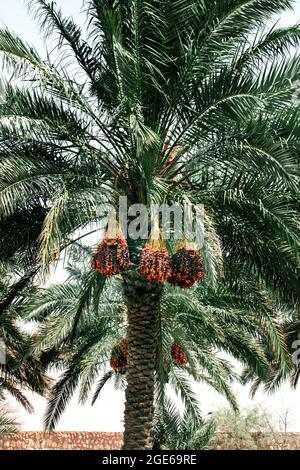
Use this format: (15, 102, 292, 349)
(1, 0, 300, 433)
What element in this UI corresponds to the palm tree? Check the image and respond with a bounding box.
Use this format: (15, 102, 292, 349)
(0, 0, 299, 448)
(243, 307, 300, 394)
(0, 267, 49, 415)
(0, 403, 20, 438)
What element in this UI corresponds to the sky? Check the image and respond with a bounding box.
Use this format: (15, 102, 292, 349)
(1, 0, 300, 433)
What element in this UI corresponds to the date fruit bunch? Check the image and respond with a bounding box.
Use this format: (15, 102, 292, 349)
(139, 226, 171, 283)
(171, 342, 187, 366)
(110, 338, 128, 373)
(168, 241, 204, 288)
(91, 221, 130, 276)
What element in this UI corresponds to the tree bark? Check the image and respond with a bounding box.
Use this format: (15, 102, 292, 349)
(122, 270, 163, 450)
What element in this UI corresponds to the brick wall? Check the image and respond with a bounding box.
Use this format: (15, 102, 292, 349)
(1, 432, 300, 450)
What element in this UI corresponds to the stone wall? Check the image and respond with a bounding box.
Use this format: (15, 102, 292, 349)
(1, 432, 300, 450)
(0, 432, 123, 450)
(212, 432, 300, 450)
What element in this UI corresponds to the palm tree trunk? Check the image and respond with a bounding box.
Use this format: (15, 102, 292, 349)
(122, 270, 163, 450)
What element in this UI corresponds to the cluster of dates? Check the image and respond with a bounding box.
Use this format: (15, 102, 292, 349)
(110, 339, 187, 374)
(110, 338, 128, 374)
(171, 342, 187, 366)
(168, 245, 204, 288)
(91, 224, 204, 288)
(139, 245, 171, 283)
(91, 223, 130, 276)
(138, 240, 204, 288)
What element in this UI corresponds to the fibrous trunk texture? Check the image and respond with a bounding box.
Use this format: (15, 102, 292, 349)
(122, 270, 163, 450)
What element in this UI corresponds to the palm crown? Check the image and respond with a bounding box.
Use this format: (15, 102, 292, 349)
(0, 0, 299, 449)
